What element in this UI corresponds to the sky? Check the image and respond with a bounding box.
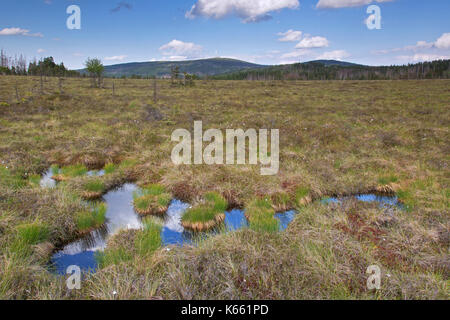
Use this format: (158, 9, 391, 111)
(0, 0, 449, 69)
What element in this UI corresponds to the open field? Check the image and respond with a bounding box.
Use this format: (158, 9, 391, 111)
(0, 76, 448, 299)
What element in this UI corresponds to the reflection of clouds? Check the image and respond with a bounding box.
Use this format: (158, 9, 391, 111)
(39, 169, 56, 188)
(164, 200, 189, 233)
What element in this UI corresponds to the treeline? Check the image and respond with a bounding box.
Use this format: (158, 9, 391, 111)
(213, 60, 450, 80)
(0, 50, 79, 77)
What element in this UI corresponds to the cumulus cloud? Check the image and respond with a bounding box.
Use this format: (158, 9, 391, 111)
(435, 33, 450, 49)
(374, 32, 450, 54)
(186, 0, 299, 23)
(317, 0, 393, 9)
(277, 29, 303, 42)
(159, 39, 202, 58)
(37, 48, 46, 53)
(0, 27, 43, 37)
(295, 36, 329, 48)
(316, 50, 350, 60)
(104, 55, 128, 61)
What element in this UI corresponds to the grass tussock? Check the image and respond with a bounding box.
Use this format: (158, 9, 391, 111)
(135, 217, 163, 257)
(82, 179, 106, 199)
(133, 184, 172, 215)
(76, 203, 107, 233)
(246, 198, 279, 233)
(181, 192, 227, 232)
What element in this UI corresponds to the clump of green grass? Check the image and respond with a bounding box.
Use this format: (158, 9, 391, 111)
(271, 191, 292, 211)
(0, 166, 27, 189)
(295, 186, 312, 206)
(96, 248, 133, 269)
(16, 222, 50, 245)
(205, 192, 228, 212)
(182, 205, 219, 224)
(103, 163, 116, 174)
(133, 184, 172, 215)
(28, 174, 41, 186)
(84, 179, 105, 193)
(378, 175, 399, 185)
(118, 159, 138, 171)
(397, 189, 416, 212)
(76, 203, 107, 232)
(50, 165, 60, 175)
(246, 198, 279, 233)
(181, 192, 227, 231)
(135, 217, 163, 257)
(61, 164, 88, 178)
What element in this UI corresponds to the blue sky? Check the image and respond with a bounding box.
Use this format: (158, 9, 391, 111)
(0, 0, 449, 69)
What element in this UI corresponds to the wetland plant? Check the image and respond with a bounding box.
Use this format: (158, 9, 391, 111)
(181, 192, 227, 232)
(246, 198, 279, 233)
(133, 184, 172, 216)
(76, 203, 107, 233)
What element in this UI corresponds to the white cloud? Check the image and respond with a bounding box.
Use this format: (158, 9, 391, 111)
(186, 0, 299, 23)
(280, 49, 311, 59)
(159, 39, 202, 57)
(397, 53, 450, 63)
(374, 32, 450, 54)
(104, 55, 128, 61)
(317, 0, 393, 9)
(435, 33, 450, 49)
(316, 50, 350, 60)
(0, 27, 43, 37)
(277, 29, 302, 42)
(165, 56, 188, 61)
(295, 36, 329, 49)
(37, 48, 45, 53)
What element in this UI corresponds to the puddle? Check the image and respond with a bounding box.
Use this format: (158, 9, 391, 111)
(40, 167, 105, 189)
(50, 188, 402, 275)
(40, 168, 56, 188)
(321, 193, 402, 208)
(50, 183, 141, 275)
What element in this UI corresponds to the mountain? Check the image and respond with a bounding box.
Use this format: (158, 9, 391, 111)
(82, 58, 266, 78)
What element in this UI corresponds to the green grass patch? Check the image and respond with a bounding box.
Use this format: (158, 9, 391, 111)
(0, 166, 27, 189)
(378, 175, 399, 185)
(76, 203, 107, 231)
(246, 198, 279, 233)
(103, 163, 116, 174)
(96, 248, 133, 269)
(16, 222, 50, 245)
(295, 187, 310, 201)
(60, 164, 88, 178)
(397, 189, 416, 212)
(83, 179, 105, 193)
(135, 217, 163, 256)
(182, 192, 227, 224)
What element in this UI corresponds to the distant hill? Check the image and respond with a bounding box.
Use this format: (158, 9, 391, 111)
(79, 58, 266, 78)
(306, 60, 363, 67)
(212, 59, 450, 80)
